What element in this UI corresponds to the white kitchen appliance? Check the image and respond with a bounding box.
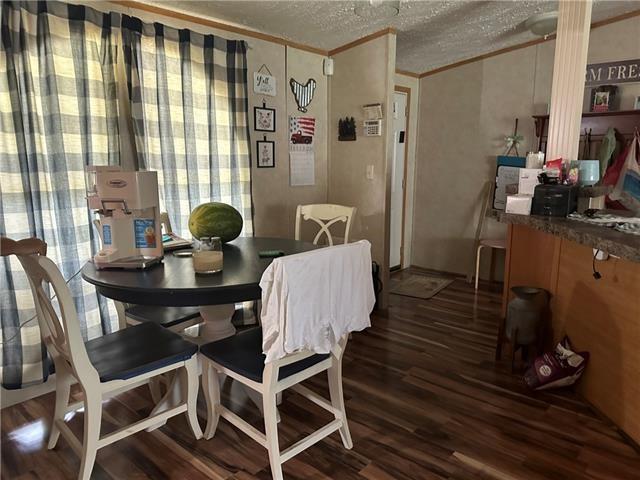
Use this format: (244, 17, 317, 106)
(86, 166, 163, 269)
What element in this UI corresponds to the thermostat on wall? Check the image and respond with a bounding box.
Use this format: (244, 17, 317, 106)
(363, 103, 383, 120)
(363, 120, 382, 136)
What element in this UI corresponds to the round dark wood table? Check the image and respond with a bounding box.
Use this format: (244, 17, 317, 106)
(83, 237, 318, 415)
(82, 237, 318, 307)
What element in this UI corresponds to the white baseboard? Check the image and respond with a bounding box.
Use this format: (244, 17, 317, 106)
(1, 375, 57, 409)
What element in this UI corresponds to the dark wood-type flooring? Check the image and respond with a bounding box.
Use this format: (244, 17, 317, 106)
(3, 272, 640, 479)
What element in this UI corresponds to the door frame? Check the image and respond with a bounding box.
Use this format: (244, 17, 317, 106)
(393, 85, 411, 269)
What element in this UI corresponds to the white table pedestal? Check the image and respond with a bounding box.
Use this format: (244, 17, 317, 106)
(198, 304, 237, 341)
(146, 302, 280, 431)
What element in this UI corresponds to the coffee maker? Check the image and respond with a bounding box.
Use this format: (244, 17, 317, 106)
(86, 166, 163, 269)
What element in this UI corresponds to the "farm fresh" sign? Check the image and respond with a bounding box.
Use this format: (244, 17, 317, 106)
(585, 59, 640, 86)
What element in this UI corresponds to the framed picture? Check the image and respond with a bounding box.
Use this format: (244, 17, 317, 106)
(256, 140, 275, 168)
(592, 91, 610, 112)
(634, 95, 640, 110)
(254, 106, 276, 132)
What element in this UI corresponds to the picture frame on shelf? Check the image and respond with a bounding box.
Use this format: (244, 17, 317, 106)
(590, 85, 617, 112)
(256, 139, 275, 168)
(254, 105, 276, 132)
(592, 91, 610, 112)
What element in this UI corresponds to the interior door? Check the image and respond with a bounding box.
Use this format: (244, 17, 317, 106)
(389, 91, 407, 270)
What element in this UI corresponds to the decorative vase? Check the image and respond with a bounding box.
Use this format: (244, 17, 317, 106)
(505, 286, 549, 346)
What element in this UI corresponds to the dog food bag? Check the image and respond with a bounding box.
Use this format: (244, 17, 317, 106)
(524, 337, 589, 390)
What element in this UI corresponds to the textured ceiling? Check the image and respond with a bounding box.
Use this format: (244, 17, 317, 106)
(147, 0, 639, 74)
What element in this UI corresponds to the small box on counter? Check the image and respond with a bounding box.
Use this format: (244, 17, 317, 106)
(494, 156, 527, 210)
(505, 194, 533, 215)
(518, 168, 542, 196)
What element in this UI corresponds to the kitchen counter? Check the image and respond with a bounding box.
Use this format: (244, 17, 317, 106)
(497, 212, 640, 263)
(499, 214, 640, 445)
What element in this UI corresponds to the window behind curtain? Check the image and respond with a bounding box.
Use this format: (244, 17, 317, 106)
(121, 16, 253, 238)
(0, 1, 119, 389)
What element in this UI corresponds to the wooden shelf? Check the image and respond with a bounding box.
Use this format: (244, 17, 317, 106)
(533, 109, 640, 120)
(534, 110, 640, 152)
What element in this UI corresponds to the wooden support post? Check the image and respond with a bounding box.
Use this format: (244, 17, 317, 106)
(547, 0, 593, 162)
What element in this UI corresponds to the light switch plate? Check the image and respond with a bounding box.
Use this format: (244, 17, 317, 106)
(366, 165, 374, 180)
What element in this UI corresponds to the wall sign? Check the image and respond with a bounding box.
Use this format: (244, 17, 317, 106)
(585, 59, 640, 86)
(254, 64, 276, 96)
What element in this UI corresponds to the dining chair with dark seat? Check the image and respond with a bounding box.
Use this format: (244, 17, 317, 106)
(5, 238, 203, 480)
(200, 327, 331, 383)
(200, 241, 374, 480)
(201, 329, 350, 480)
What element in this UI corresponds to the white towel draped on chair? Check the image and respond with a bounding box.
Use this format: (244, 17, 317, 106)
(259, 240, 375, 362)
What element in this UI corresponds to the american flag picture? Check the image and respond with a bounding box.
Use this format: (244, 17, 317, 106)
(289, 116, 316, 145)
(290, 116, 315, 135)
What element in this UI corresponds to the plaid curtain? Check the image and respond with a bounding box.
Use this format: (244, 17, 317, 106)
(0, 1, 119, 389)
(121, 16, 253, 238)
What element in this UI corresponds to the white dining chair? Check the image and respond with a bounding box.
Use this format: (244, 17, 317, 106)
(469, 181, 506, 290)
(8, 239, 202, 480)
(474, 238, 507, 290)
(200, 242, 374, 480)
(94, 211, 203, 404)
(295, 204, 356, 245)
(201, 330, 351, 480)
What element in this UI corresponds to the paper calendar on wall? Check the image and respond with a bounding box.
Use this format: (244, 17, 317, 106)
(289, 116, 316, 186)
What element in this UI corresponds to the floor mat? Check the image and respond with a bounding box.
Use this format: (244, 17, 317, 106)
(390, 273, 454, 299)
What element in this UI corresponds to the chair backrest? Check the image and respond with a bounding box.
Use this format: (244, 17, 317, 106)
(10, 246, 99, 385)
(260, 240, 374, 367)
(295, 204, 356, 246)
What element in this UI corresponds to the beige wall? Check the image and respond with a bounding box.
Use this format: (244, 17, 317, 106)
(582, 17, 640, 111)
(254, 46, 329, 238)
(394, 73, 420, 268)
(329, 34, 397, 306)
(413, 16, 640, 279)
(90, 1, 329, 238)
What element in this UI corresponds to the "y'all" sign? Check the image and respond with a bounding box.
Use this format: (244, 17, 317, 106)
(254, 72, 276, 96)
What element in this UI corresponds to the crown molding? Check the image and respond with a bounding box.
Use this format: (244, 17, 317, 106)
(110, 1, 329, 55)
(395, 69, 420, 78)
(329, 28, 397, 56)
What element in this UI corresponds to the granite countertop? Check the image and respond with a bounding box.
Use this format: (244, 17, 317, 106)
(496, 212, 640, 263)
(577, 185, 612, 197)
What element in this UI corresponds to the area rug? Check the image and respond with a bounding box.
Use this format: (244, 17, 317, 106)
(390, 274, 454, 299)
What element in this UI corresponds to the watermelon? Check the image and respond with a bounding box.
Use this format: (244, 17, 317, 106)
(188, 202, 243, 243)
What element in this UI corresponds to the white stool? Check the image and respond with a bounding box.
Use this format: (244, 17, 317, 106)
(474, 238, 506, 290)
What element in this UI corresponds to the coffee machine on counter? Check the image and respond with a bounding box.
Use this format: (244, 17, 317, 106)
(531, 184, 579, 217)
(86, 166, 163, 269)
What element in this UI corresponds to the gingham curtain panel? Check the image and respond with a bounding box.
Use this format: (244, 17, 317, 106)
(0, 1, 119, 389)
(121, 16, 254, 239)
